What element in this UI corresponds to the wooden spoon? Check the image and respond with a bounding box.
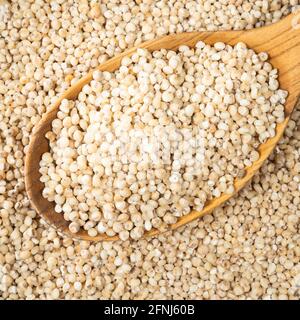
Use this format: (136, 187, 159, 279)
(24, 13, 300, 241)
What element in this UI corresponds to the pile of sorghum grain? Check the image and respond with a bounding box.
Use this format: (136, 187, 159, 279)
(0, 0, 299, 299)
(40, 43, 286, 240)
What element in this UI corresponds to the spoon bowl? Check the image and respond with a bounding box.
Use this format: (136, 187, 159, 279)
(25, 13, 300, 241)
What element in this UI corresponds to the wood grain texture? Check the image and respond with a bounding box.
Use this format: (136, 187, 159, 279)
(24, 13, 300, 241)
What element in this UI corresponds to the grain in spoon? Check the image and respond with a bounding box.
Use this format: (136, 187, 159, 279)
(25, 13, 300, 241)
